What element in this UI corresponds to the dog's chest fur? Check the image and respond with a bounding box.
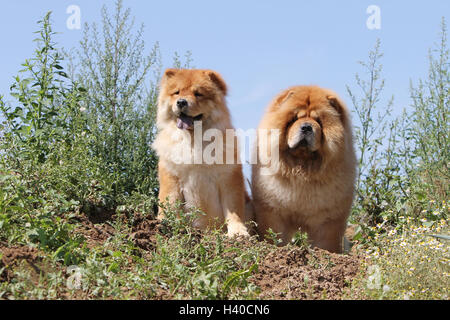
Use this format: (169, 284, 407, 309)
(256, 167, 353, 224)
(154, 127, 237, 223)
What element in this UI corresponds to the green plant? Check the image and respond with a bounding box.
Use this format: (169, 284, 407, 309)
(407, 18, 449, 207)
(0, 12, 86, 168)
(264, 228, 283, 246)
(346, 39, 403, 228)
(291, 230, 310, 248)
(75, 0, 161, 201)
(347, 20, 448, 236)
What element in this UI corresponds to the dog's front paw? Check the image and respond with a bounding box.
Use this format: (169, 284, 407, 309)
(227, 223, 250, 238)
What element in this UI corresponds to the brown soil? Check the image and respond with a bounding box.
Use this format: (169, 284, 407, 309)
(72, 207, 161, 251)
(72, 210, 116, 248)
(252, 246, 361, 299)
(0, 245, 40, 282)
(129, 212, 161, 251)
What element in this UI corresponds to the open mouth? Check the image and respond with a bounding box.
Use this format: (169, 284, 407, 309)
(176, 113, 203, 130)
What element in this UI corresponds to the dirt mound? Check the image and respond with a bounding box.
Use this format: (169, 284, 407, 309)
(0, 245, 39, 282)
(1, 211, 363, 300)
(71, 211, 363, 300)
(252, 246, 361, 299)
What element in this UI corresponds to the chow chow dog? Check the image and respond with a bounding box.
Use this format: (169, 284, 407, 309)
(251, 86, 356, 252)
(152, 68, 249, 237)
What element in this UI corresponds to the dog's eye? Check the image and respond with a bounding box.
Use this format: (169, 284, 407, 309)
(173, 90, 180, 95)
(316, 118, 322, 127)
(194, 92, 203, 97)
(287, 116, 297, 128)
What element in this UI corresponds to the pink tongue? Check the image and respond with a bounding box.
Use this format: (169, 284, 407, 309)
(177, 114, 194, 130)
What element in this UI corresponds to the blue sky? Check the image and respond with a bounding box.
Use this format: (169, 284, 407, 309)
(1, 0, 448, 178)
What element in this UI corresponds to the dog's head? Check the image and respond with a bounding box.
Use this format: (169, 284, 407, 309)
(157, 68, 229, 130)
(262, 86, 350, 169)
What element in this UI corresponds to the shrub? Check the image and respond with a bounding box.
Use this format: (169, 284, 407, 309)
(74, 0, 161, 202)
(348, 19, 449, 237)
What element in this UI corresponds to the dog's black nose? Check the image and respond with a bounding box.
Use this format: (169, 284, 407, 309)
(301, 123, 313, 133)
(177, 99, 188, 109)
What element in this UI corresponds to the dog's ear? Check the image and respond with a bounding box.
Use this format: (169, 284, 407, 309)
(163, 68, 178, 79)
(275, 90, 294, 107)
(207, 71, 227, 96)
(327, 95, 348, 123)
(327, 95, 343, 114)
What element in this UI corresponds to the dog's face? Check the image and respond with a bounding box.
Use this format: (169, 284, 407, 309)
(286, 106, 323, 152)
(157, 69, 228, 130)
(266, 86, 348, 162)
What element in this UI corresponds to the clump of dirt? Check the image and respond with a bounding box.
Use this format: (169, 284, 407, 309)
(0, 245, 40, 282)
(252, 246, 362, 299)
(73, 211, 116, 248)
(86, 207, 115, 225)
(129, 212, 161, 251)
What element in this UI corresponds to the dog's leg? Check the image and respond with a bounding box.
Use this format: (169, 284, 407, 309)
(157, 162, 183, 220)
(254, 203, 291, 245)
(220, 168, 249, 237)
(308, 218, 347, 253)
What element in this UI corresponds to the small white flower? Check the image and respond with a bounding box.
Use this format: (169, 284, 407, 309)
(388, 229, 397, 236)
